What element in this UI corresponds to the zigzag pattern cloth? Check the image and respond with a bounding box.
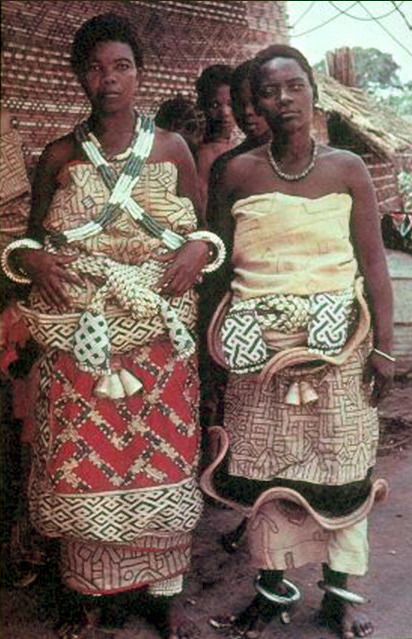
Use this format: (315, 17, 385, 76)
(30, 476, 202, 544)
(29, 341, 202, 543)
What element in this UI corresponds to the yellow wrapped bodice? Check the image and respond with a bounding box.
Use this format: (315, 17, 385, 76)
(230, 192, 357, 299)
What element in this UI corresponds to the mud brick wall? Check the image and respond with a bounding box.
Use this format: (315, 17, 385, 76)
(364, 153, 410, 214)
(1, 0, 288, 173)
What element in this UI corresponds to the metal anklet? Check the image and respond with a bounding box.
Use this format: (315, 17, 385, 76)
(254, 573, 302, 606)
(318, 580, 368, 605)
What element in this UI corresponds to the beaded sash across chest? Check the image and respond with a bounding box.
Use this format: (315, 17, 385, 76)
(45, 115, 195, 397)
(50, 114, 184, 251)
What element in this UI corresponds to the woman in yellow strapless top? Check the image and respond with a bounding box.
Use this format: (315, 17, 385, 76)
(204, 44, 394, 639)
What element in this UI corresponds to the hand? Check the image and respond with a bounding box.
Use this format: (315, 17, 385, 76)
(155, 240, 209, 296)
(364, 351, 395, 407)
(18, 249, 83, 311)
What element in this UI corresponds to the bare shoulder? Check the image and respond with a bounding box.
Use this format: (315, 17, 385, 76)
(318, 144, 368, 172)
(197, 140, 221, 163)
(153, 125, 191, 162)
(224, 144, 267, 183)
(39, 132, 77, 175)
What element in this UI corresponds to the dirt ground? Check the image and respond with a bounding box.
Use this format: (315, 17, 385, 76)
(1, 377, 412, 639)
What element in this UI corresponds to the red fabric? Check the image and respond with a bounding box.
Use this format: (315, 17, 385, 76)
(42, 342, 200, 495)
(0, 303, 31, 375)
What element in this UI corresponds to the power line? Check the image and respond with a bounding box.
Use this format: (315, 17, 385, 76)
(357, 1, 412, 58)
(291, 1, 359, 37)
(290, 1, 412, 61)
(327, 1, 405, 22)
(290, 1, 316, 28)
(389, 0, 412, 29)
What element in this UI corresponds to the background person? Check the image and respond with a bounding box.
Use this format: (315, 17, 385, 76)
(155, 94, 205, 160)
(204, 44, 394, 639)
(198, 58, 272, 431)
(195, 64, 238, 205)
(0, 13, 224, 639)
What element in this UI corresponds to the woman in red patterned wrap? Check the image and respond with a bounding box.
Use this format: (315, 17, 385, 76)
(0, 12, 224, 639)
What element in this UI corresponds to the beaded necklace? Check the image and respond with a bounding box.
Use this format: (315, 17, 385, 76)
(50, 114, 184, 250)
(267, 137, 317, 182)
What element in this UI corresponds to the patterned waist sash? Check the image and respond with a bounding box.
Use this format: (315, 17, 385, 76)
(219, 285, 356, 375)
(17, 256, 198, 398)
(208, 277, 371, 404)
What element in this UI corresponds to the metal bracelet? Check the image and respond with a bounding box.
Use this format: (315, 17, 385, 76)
(318, 580, 367, 605)
(1, 237, 43, 284)
(254, 574, 301, 605)
(187, 230, 226, 273)
(372, 347, 396, 363)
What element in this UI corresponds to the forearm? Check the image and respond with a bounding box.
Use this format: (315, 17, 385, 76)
(362, 259, 394, 352)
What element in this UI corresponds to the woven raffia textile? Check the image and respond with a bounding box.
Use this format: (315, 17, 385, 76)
(29, 344, 202, 594)
(17, 150, 203, 594)
(1, 1, 288, 172)
(224, 337, 379, 486)
(0, 128, 30, 252)
(222, 192, 379, 486)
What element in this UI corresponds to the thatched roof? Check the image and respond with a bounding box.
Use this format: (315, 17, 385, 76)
(315, 72, 412, 157)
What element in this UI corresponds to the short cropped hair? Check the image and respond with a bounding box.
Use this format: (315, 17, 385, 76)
(195, 64, 234, 110)
(230, 59, 253, 103)
(155, 95, 203, 133)
(70, 12, 144, 78)
(250, 44, 318, 103)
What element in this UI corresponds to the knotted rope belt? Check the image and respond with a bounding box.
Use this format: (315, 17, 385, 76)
(208, 277, 371, 405)
(18, 255, 197, 399)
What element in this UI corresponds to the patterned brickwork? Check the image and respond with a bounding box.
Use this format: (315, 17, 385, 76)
(1, 1, 288, 171)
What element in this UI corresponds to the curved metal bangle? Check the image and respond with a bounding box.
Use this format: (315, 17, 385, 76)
(254, 574, 302, 605)
(318, 580, 367, 605)
(1, 237, 43, 284)
(187, 230, 226, 273)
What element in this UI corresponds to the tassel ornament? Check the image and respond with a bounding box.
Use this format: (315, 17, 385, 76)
(95, 369, 143, 399)
(285, 380, 319, 406)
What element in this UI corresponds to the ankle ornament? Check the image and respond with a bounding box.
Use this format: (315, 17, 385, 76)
(318, 580, 367, 605)
(254, 573, 301, 606)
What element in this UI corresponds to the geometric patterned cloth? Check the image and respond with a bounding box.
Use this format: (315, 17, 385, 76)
(219, 286, 355, 374)
(221, 309, 268, 374)
(0, 129, 31, 203)
(308, 287, 354, 355)
(224, 334, 379, 486)
(21, 155, 203, 595)
(0, 128, 31, 253)
(29, 341, 203, 594)
(61, 535, 192, 595)
(30, 475, 202, 544)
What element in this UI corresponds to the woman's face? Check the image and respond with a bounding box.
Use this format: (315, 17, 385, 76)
(81, 40, 140, 114)
(255, 57, 314, 133)
(205, 84, 236, 137)
(234, 78, 270, 140)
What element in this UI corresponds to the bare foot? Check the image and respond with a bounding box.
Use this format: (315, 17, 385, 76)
(319, 594, 374, 638)
(168, 618, 201, 639)
(209, 594, 280, 638)
(155, 604, 201, 639)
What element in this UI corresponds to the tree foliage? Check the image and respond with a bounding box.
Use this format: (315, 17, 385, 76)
(314, 48, 412, 117)
(352, 47, 402, 90)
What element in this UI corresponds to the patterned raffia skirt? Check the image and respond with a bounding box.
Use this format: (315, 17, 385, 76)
(223, 337, 379, 487)
(28, 339, 203, 596)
